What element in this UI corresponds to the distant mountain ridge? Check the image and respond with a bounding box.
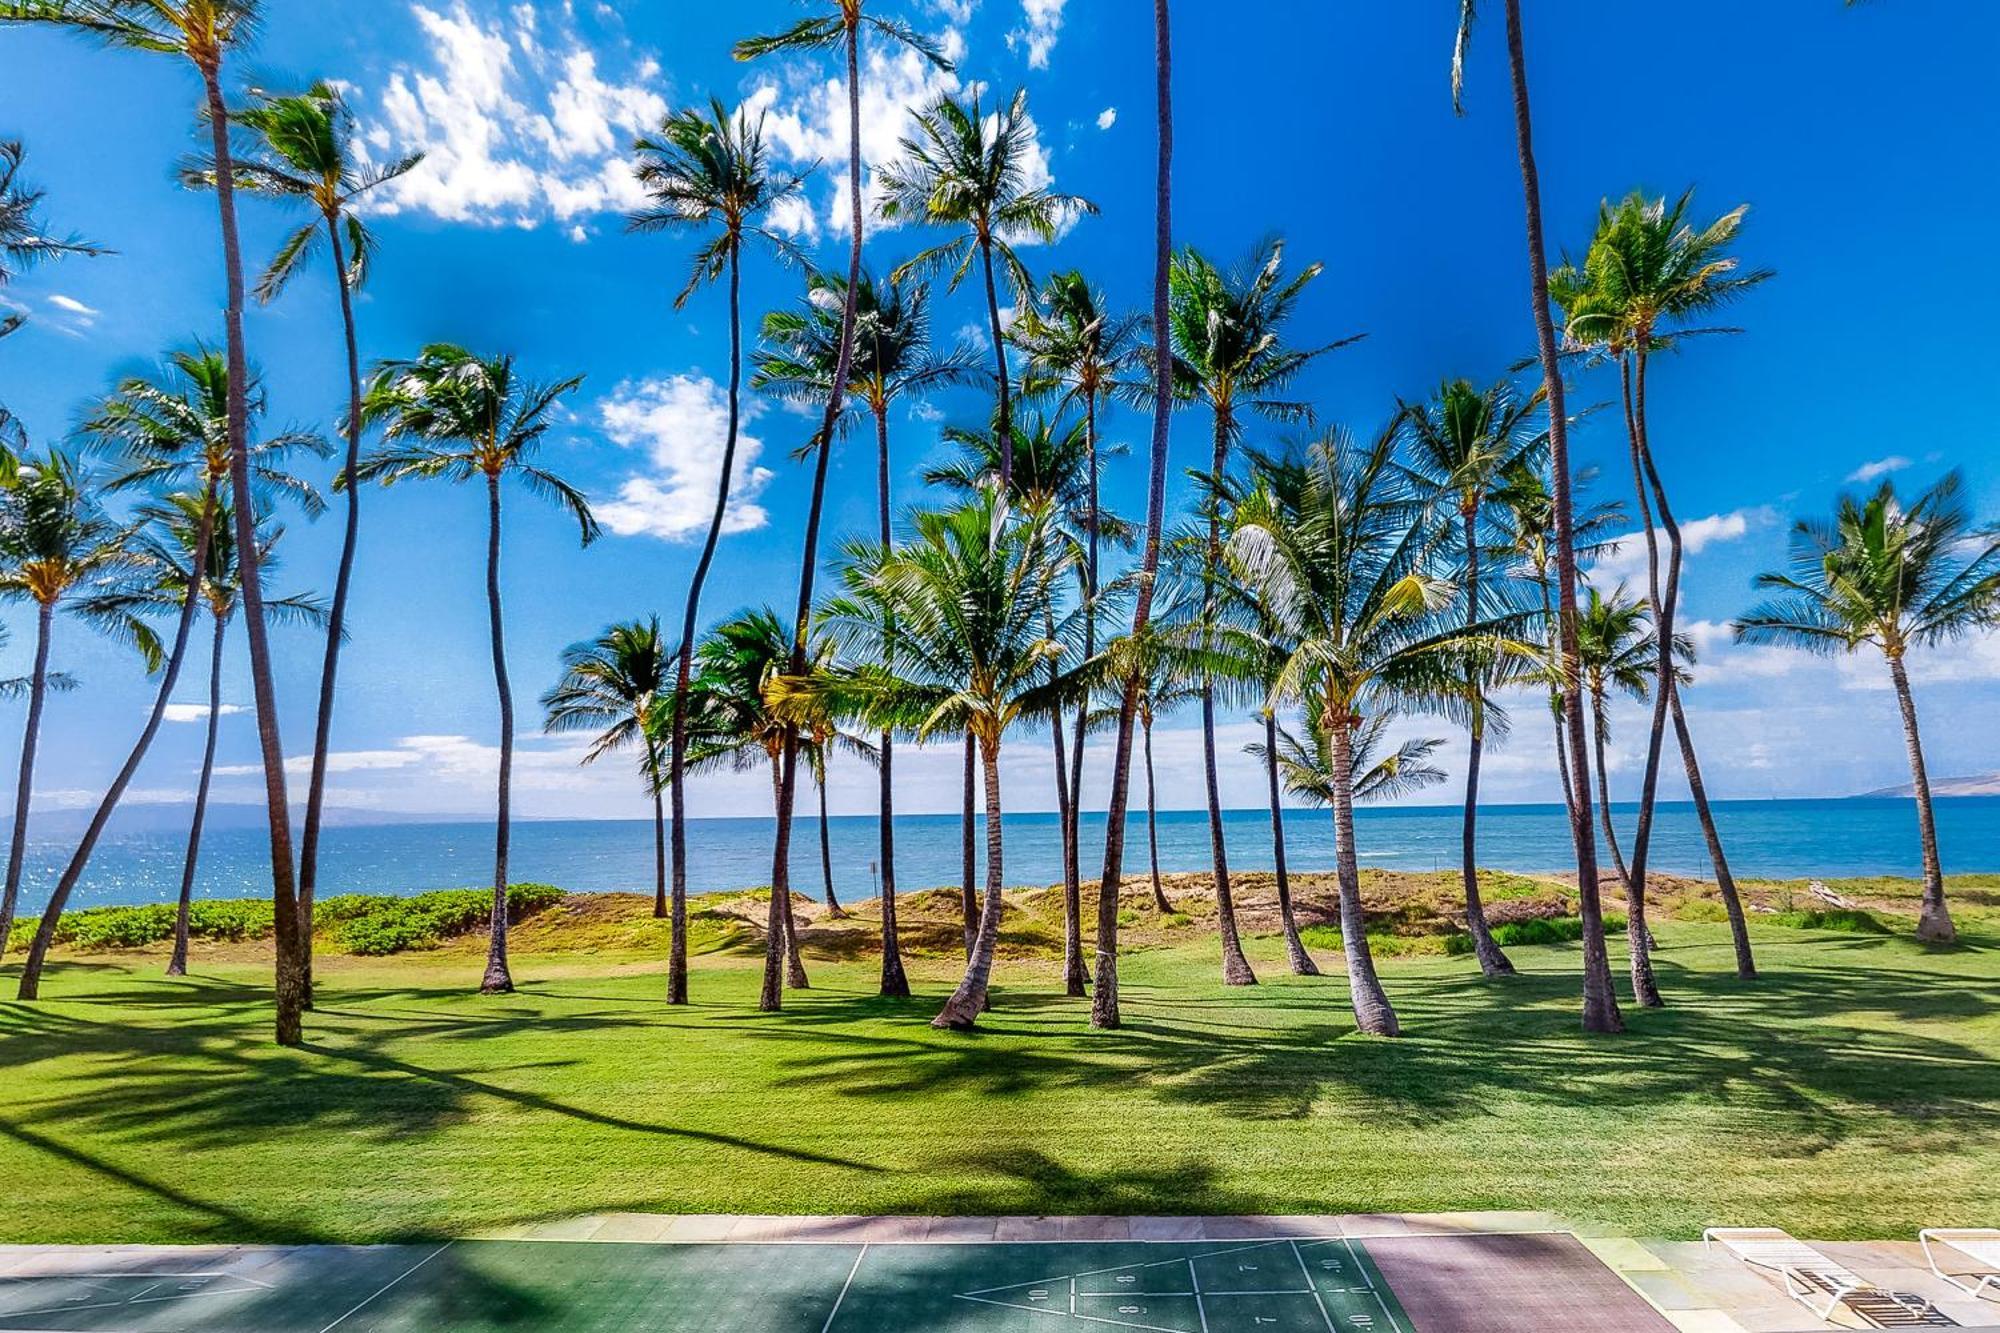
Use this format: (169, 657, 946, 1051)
(1860, 773, 2000, 798)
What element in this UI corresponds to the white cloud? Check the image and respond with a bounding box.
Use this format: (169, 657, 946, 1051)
(355, 2, 666, 227)
(1589, 506, 1773, 584)
(163, 703, 247, 724)
(1096, 106, 1116, 130)
(45, 294, 97, 317)
(1009, 0, 1066, 69)
(593, 374, 775, 542)
(1847, 455, 1911, 483)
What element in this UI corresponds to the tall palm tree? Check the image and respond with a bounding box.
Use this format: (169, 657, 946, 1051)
(4, 0, 317, 1042)
(1574, 583, 1690, 897)
(1011, 269, 1139, 989)
(879, 86, 1096, 488)
(81, 493, 324, 976)
(0, 448, 128, 958)
(816, 493, 1081, 1029)
(1452, 0, 1621, 1032)
(193, 79, 419, 1003)
(628, 95, 803, 1007)
(1092, 0, 1176, 1031)
(1551, 190, 1768, 993)
(1400, 377, 1545, 978)
(1160, 238, 1350, 988)
(0, 139, 104, 440)
(1266, 711, 1451, 812)
(1227, 428, 1480, 1037)
(541, 619, 673, 918)
(356, 345, 598, 994)
(1735, 474, 2000, 944)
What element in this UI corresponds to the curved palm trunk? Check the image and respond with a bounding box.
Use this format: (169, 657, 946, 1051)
(816, 769, 841, 917)
(168, 610, 228, 977)
(668, 240, 745, 1005)
(762, 19, 865, 1013)
(1887, 653, 1954, 943)
(1050, 613, 1085, 997)
(978, 233, 1013, 487)
(481, 473, 515, 995)
(874, 405, 909, 997)
(18, 500, 214, 1000)
(1091, 0, 1175, 1031)
(297, 211, 368, 1008)
(959, 732, 978, 955)
(1589, 687, 1632, 889)
(1537, 573, 1578, 824)
(1503, 0, 1620, 1033)
(1143, 712, 1171, 913)
(1330, 718, 1398, 1035)
(1618, 356, 1666, 1008)
(1062, 389, 1101, 991)
(647, 742, 667, 918)
(1202, 416, 1255, 987)
(0, 600, 54, 961)
(1459, 510, 1514, 977)
(934, 732, 1006, 1028)
(1264, 711, 1317, 976)
(202, 63, 306, 1045)
(1669, 692, 1755, 977)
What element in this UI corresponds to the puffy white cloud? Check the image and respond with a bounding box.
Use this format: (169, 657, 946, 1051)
(1009, 0, 1066, 69)
(163, 703, 247, 724)
(355, 2, 666, 227)
(592, 374, 775, 542)
(1846, 455, 1911, 483)
(1096, 106, 1117, 130)
(1589, 506, 1773, 584)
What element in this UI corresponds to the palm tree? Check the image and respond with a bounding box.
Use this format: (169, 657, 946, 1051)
(817, 493, 1081, 1029)
(0, 139, 104, 439)
(1226, 428, 1478, 1037)
(1400, 377, 1546, 978)
(1092, 0, 1176, 1031)
(356, 345, 598, 994)
(1159, 238, 1348, 988)
(628, 95, 803, 1007)
(1452, 0, 1621, 1031)
(1574, 583, 1689, 897)
(542, 619, 673, 918)
(1268, 712, 1451, 811)
(4, 0, 318, 1042)
(878, 86, 1096, 488)
(0, 449, 128, 958)
(1735, 474, 2000, 944)
(193, 79, 419, 1002)
(1551, 191, 1768, 994)
(81, 493, 324, 976)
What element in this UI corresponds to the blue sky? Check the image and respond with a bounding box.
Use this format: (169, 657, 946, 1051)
(1, 0, 1995, 822)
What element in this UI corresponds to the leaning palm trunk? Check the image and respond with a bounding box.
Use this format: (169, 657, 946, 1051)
(1503, 0, 1620, 1032)
(298, 211, 369, 1007)
(1143, 714, 1171, 913)
(934, 733, 1007, 1028)
(959, 732, 978, 955)
(1589, 689, 1632, 890)
(1669, 693, 1755, 977)
(0, 600, 54, 960)
(168, 611, 228, 977)
(872, 406, 910, 996)
(1091, 0, 1175, 1030)
(1458, 510, 1514, 976)
(668, 241, 745, 1005)
(1888, 654, 1954, 943)
(1264, 712, 1317, 976)
(978, 233, 1014, 486)
(1061, 392, 1101, 995)
(1618, 356, 1667, 1008)
(648, 745, 667, 918)
(1330, 718, 1398, 1035)
(816, 772, 841, 917)
(17, 500, 215, 1001)
(200, 60, 306, 1045)
(1049, 612, 1085, 997)
(1203, 422, 1255, 987)
(481, 473, 516, 994)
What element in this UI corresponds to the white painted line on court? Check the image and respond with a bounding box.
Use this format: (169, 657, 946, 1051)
(818, 1242, 867, 1333)
(1188, 1257, 1209, 1333)
(1291, 1240, 1340, 1333)
(317, 1241, 453, 1333)
(1340, 1237, 1404, 1333)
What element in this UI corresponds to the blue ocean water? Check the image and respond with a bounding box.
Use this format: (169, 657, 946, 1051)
(8, 796, 1996, 916)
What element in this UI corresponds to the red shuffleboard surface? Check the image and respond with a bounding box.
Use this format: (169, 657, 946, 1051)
(1363, 1232, 1675, 1333)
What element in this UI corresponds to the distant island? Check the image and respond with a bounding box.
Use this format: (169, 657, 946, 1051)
(1861, 773, 2000, 798)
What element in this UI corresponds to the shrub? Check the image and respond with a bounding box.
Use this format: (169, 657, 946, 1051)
(1673, 899, 1730, 924)
(1440, 914, 1629, 954)
(322, 884, 565, 955)
(1771, 908, 1887, 934)
(29, 899, 278, 951)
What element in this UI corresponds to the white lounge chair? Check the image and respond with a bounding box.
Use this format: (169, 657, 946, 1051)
(1703, 1227, 1952, 1327)
(1920, 1229, 2000, 1301)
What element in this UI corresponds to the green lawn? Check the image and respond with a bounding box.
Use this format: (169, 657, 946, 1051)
(1, 920, 1993, 1245)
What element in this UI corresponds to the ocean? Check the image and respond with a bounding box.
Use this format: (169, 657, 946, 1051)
(6, 796, 1996, 917)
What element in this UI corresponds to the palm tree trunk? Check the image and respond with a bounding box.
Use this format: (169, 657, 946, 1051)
(1091, 0, 1175, 1031)
(1502, 0, 1620, 1033)
(168, 610, 229, 978)
(0, 599, 54, 961)
(978, 233, 1013, 488)
(1265, 711, 1317, 976)
(481, 472, 515, 995)
(1202, 416, 1255, 987)
(201, 63, 305, 1046)
(1668, 691, 1755, 978)
(1143, 712, 1171, 913)
(1539, 573, 1578, 825)
(816, 769, 841, 917)
(669, 238, 745, 1006)
(1590, 687, 1631, 889)
(1886, 652, 1954, 943)
(1050, 614, 1085, 997)
(1459, 509, 1514, 977)
(873, 404, 909, 997)
(1330, 716, 1398, 1036)
(960, 732, 978, 956)
(934, 731, 1007, 1028)
(649, 764, 667, 919)
(1619, 355, 1666, 1009)
(297, 210, 367, 1009)
(1063, 388, 1100, 983)
(17, 499, 214, 1001)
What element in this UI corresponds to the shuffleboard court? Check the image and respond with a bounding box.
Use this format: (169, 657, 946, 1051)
(0, 1232, 1670, 1332)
